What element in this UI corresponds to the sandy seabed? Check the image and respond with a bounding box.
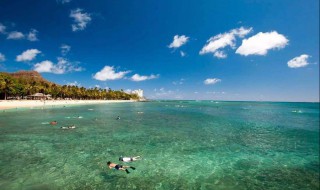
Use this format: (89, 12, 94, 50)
(0, 100, 136, 110)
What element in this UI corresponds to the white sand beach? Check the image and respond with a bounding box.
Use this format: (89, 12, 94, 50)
(0, 100, 136, 110)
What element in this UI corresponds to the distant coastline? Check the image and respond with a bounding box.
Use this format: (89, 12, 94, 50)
(0, 100, 136, 110)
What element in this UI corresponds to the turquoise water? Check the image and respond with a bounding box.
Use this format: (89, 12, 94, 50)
(0, 101, 319, 190)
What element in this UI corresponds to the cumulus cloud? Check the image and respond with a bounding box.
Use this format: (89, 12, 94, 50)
(93, 66, 130, 81)
(131, 74, 159, 82)
(0, 53, 5, 62)
(70, 8, 92, 31)
(61, 44, 71, 55)
(287, 54, 311, 68)
(236, 31, 288, 56)
(200, 27, 252, 58)
(2, 24, 38, 41)
(27, 29, 38, 41)
(204, 78, 221, 85)
(34, 60, 54, 73)
(168, 35, 189, 49)
(16, 49, 41, 62)
(34, 57, 83, 74)
(0, 23, 6, 34)
(7, 31, 25, 40)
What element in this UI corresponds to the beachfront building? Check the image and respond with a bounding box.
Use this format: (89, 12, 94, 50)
(27, 93, 52, 100)
(131, 89, 144, 98)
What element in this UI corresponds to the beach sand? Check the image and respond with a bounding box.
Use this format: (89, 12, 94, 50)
(0, 100, 136, 110)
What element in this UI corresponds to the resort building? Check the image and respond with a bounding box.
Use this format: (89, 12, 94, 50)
(131, 89, 144, 98)
(27, 93, 52, 100)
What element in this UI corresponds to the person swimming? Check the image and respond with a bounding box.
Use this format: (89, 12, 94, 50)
(50, 121, 58, 125)
(116, 116, 120, 120)
(60, 125, 76, 129)
(119, 156, 141, 162)
(107, 161, 135, 174)
(68, 125, 76, 129)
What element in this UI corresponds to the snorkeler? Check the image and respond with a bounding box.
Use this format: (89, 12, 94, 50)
(119, 156, 141, 162)
(107, 161, 135, 174)
(68, 125, 76, 129)
(60, 125, 76, 129)
(50, 121, 58, 125)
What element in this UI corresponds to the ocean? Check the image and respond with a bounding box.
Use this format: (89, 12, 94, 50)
(0, 101, 319, 189)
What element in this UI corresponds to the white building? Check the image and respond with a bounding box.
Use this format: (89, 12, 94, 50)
(131, 89, 144, 98)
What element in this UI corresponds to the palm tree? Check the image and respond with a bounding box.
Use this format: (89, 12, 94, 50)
(0, 74, 16, 100)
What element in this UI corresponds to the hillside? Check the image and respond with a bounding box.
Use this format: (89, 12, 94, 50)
(7, 70, 53, 85)
(0, 70, 139, 100)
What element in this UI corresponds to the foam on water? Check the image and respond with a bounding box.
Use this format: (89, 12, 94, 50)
(0, 101, 319, 189)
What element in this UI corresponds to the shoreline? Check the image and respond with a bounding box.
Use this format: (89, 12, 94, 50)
(0, 100, 137, 110)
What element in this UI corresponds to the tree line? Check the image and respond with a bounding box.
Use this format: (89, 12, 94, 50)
(0, 72, 139, 100)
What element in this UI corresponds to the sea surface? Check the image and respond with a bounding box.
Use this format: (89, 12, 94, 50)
(0, 101, 319, 190)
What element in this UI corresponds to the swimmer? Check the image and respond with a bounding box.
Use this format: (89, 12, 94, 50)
(116, 116, 120, 120)
(68, 125, 76, 129)
(60, 125, 76, 129)
(107, 161, 135, 174)
(119, 156, 141, 162)
(50, 121, 58, 125)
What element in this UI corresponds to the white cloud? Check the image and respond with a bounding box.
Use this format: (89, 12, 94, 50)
(233, 27, 252, 38)
(168, 35, 189, 48)
(204, 78, 221, 85)
(180, 51, 186, 57)
(214, 51, 227, 59)
(0, 23, 6, 34)
(34, 60, 54, 73)
(27, 29, 38, 41)
(2, 23, 38, 41)
(93, 66, 130, 81)
(236, 31, 288, 56)
(7, 31, 25, 40)
(131, 74, 159, 82)
(16, 49, 41, 62)
(0, 53, 5, 62)
(200, 27, 252, 58)
(33, 57, 83, 74)
(61, 44, 71, 55)
(67, 81, 81, 86)
(70, 8, 92, 32)
(287, 54, 311, 68)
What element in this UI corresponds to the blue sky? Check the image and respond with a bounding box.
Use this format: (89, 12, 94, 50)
(0, 0, 319, 101)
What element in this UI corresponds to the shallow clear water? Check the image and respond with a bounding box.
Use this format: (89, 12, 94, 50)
(0, 101, 319, 190)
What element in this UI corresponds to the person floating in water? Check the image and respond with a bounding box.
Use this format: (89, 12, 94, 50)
(50, 121, 58, 125)
(116, 116, 120, 120)
(107, 161, 135, 174)
(68, 125, 76, 129)
(119, 156, 141, 162)
(60, 125, 76, 129)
